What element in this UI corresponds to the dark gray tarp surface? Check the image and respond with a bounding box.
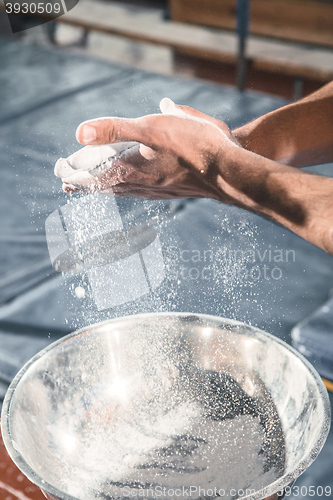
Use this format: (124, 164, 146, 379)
(0, 37, 332, 498)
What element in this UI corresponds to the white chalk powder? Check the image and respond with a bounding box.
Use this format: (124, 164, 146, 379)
(46, 393, 280, 500)
(55, 143, 139, 189)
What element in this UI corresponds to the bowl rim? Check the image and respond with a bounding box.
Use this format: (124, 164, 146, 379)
(1, 311, 331, 500)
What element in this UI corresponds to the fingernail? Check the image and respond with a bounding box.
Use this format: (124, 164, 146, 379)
(159, 97, 176, 114)
(80, 125, 97, 144)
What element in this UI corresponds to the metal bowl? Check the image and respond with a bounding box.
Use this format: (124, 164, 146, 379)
(1, 313, 331, 500)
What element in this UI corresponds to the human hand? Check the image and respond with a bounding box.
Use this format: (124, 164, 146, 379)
(58, 98, 240, 202)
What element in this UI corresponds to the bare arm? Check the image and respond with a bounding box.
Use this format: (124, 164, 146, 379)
(219, 145, 333, 254)
(233, 81, 333, 167)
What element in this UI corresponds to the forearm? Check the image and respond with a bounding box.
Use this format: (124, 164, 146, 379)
(216, 146, 333, 253)
(232, 82, 333, 168)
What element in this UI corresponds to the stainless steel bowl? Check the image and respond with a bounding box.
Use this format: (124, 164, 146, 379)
(1, 313, 331, 500)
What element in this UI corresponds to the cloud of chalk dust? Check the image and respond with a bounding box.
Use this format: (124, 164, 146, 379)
(42, 140, 285, 500)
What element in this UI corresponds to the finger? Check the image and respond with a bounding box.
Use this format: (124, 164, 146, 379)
(62, 177, 104, 193)
(63, 184, 85, 194)
(76, 116, 161, 147)
(55, 157, 76, 179)
(159, 97, 188, 117)
(75, 113, 203, 151)
(75, 112, 227, 168)
(139, 143, 156, 160)
(76, 117, 139, 145)
(61, 165, 124, 191)
(63, 183, 115, 196)
(62, 146, 155, 194)
(159, 97, 225, 130)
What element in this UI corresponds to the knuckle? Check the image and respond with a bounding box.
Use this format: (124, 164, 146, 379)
(137, 115, 167, 145)
(92, 118, 121, 144)
(103, 120, 117, 143)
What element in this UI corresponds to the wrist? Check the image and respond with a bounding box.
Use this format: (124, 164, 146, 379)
(232, 116, 280, 162)
(214, 145, 275, 211)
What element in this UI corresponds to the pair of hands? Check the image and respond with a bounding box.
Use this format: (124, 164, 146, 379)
(58, 98, 241, 204)
(55, 90, 333, 255)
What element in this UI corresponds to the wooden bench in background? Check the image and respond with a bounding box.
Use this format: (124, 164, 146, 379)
(170, 0, 333, 49)
(2, 0, 333, 99)
(169, 0, 333, 98)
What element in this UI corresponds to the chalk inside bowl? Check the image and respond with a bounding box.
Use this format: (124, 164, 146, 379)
(1, 313, 330, 500)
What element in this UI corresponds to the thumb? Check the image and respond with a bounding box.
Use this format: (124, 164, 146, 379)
(76, 116, 159, 147)
(75, 113, 191, 152)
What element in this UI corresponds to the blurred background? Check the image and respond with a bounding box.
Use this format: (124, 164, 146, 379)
(1, 0, 333, 100)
